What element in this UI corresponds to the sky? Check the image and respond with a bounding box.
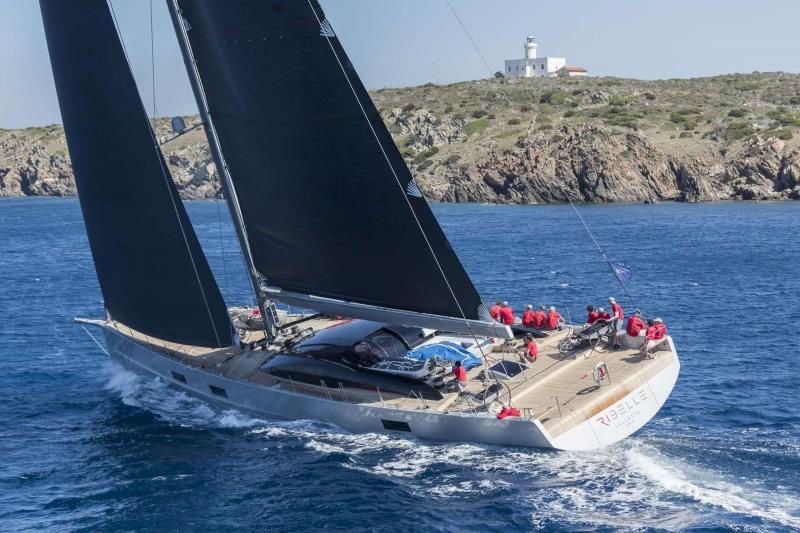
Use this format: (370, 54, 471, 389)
(2, 0, 799, 128)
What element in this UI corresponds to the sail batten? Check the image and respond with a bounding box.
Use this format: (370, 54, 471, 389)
(177, 0, 502, 336)
(41, 0, 233, 348)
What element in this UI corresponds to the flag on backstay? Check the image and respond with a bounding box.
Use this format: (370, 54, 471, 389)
(611, 261, 633, 283)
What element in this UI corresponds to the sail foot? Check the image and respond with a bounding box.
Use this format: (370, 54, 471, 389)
(264, 287, 514, 340)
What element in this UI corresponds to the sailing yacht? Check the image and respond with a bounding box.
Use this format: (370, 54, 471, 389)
(42, 0, 680, 450)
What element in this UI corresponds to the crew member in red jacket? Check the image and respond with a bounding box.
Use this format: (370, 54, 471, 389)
(533, 305, 547, 329)
(490, 300, 502, 321)
(626, 309, 645, 337)
(653, 317, 667, 339)
(450, 360, 468, 391)
(521, 334, 538, 363)
(499, 301, 515, 325)
(545, 306, 562, 330)
(586, 305, 599, 324)
(642, 318, 668, 358)
(522, 305, 535, 328)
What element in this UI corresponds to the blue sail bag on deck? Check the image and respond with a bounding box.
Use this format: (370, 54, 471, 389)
(407, 342, 483, 371)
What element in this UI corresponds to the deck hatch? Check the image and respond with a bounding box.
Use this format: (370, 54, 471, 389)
(171, 370, 187, 383)
(489, 361, 528, 379)
(209, 385, 228, 397)
(381, 419, 411, 432)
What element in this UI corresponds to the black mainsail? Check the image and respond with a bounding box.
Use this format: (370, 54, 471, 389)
(40, 0, 234, 348)
(172, 0, 507, 338)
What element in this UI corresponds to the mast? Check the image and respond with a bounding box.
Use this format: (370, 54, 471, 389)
(166, 0, 276, 340)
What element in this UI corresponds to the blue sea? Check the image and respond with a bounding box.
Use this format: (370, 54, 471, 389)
(1, 198, 799, 532)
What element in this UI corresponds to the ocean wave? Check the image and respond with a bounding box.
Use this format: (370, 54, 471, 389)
(249, 422, 800, 531)
(102, 362, 800, 531)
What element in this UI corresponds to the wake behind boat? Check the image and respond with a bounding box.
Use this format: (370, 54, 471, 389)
(42, 0, 679, 450)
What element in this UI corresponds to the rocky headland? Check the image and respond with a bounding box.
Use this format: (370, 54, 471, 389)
(2, 72, 799, 202)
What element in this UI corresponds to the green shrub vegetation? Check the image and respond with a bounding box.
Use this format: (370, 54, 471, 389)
(735, 81, 759, 91)
(539, 90, 568, 105)
(464, 119, 490, 136)
(496, 128, 524, 140)
(726, 120, 756, 140)
(670, 112, 697, 130)
(767, 128, 793, 140)
(414, 146, 440, 160)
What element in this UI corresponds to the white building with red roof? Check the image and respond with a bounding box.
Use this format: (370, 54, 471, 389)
(504, 36, 587, 78)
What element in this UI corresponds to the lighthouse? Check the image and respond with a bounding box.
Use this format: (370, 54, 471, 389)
(504, 35, 586, 78)
(524, 36, 537, 59)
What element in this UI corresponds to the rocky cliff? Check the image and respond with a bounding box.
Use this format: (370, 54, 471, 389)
(3, 73, 800, 203)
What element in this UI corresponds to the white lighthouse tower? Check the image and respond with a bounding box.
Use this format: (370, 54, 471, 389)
(524, 36, 537, 59)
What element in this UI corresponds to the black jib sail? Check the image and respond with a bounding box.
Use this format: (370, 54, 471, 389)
(174, 0, 506, 337)
(40, 0, 233, 347)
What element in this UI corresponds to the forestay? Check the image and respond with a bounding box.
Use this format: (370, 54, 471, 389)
(40, 0, 234, 347)
(176, 0, 508, 338)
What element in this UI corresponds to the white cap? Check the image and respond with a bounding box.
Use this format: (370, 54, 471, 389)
(598, 307, 605, 312)
(654, 317, 663, 323)
(526, 304, 533, 309)
(608, 297, 616, 303)
(502, 301, 509, 306)
(549, 306, 556, 311)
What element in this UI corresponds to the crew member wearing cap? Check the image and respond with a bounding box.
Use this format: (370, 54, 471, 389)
(608, 297, 625, 349)
(653, 317, 667, 339)
(522, 305, 535, 328)
(490, 300, 502, 321)
(499, 301, 515, 325)
(596, 307, 611, 321)
(642, 317, 668, 358)
(545, 306, 563, 330)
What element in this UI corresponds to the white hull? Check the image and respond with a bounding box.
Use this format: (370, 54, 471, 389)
(100, 324, 680, 451)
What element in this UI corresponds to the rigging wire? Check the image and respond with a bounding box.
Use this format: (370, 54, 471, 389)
(149, 0, 158, 119)
(305, 0, 505, 400)
(439, 0, 647, 398)
(444, 0, 494, 78)
(442, 0, 642, 317)
(561, 188, 640, 312)
(107, 0, 224, 348)
(215, 195, 229, 298)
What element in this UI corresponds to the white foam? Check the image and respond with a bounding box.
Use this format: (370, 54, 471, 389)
(103, 362, 267, 430)
(629, 442, 800, 529)
(102, 362, 800, 529)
